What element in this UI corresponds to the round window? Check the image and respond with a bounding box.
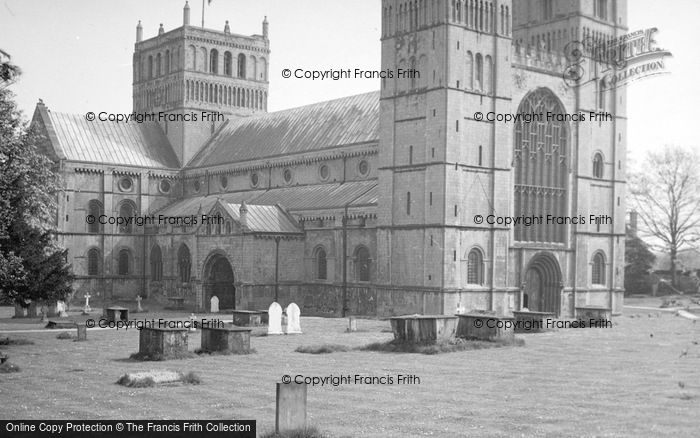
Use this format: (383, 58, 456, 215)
(220, 175, 228, 189)
(193, 180, 201, 193)
(159, 179, 171, 193)
(283, 169, 292, 184)
(251, 172, 259, 187)
(119, 177, 133, 192)
(358, 160, 369, 176)
(319, 164, 330, 181)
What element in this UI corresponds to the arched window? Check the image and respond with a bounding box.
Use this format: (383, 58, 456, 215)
(148, 55, 153, 79)
(224, 51, 232, 76)
(260, 57, 267, 80)
(156, 53, 162, 76)
(406, 192, 411, 215)
(165, 49, 170, 74)
(87, 200, 103, 233)
(355, 246, 371, 282)
(475, 53, 483, 90)
(598, 80, 606, 110)
(484, 55, 492, 94)
(466, 51, 473, 89)
(513, 89, 569, 243)
(315, 247, 327, 280)
(119, 201, 136, 234)
(199, 47, 207, 71)
(210, 49, 218, 73)
(87, 248, 100, 276)
(150, 245, 163, 281)
(178, 244, 191, 283)
(188, 45, 196, 70)
(467, 248, 483, 285)
(592, 252, 606, 285)
(593, 153, 604, 178)
(237, 53, 246, 78)
(118, 249, 130, 275)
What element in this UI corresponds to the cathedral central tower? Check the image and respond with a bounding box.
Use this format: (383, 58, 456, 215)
(132, 2, 270, 165)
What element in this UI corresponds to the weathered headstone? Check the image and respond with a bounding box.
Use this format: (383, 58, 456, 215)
(276, 382, 307, 433)
(267, 302, 283, 335)
(135, 295, 143, 312)
(76, 323, 87, 341)
(285, 303, 302, 334)
(210, 295, 219, 313)
(57, 301, 68, 317)
(348, 316, 357, 332)
(189, 313, 198, 332)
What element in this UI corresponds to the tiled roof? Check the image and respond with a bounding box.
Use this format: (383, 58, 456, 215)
(247, 181, 378, 211)
(220, 203, 301, 234)
(37, 106, 179, 169)
(187, 91, 379, 168)
(153, 181, 378, 226)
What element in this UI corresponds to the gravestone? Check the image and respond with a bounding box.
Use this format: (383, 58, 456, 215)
(285, 303, 302, 334)
(82, 293, 92, 314)
(135, 296, 143, 313)
(105, 307, 129, 322)
(200, 325, 252, 353)
(276, 382, 307, 433)
(76, 323, 87, 341)
(189, 313, 198, 332)
(348, 316, 357, 332)
(139, 327, 189, 358)
(210, 295, 219, 313)
(57, 301, 68, 317)
(267, 302, 283, 335)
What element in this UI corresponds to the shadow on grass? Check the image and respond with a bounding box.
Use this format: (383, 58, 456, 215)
(260, 426, 329, 438)
(56, 332, 74, 340)
(359, 337, 525, 355)
(194, 348, 256, 356)
(128, 350, 197, 361)
(295, 344, 349, 354)
(0, 337, 34, 346)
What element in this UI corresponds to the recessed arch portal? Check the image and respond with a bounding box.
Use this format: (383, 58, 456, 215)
(523, 252, 562, 315)
(202, 252, 235, 311)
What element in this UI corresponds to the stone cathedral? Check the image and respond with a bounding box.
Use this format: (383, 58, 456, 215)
(31, 0, 627, 317)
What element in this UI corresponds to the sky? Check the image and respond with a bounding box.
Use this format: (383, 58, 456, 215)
(2, 0, 698, 163)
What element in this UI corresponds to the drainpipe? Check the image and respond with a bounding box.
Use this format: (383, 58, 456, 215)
(274, 236, 280, 302)
(342, 207, 348, 317)
(341, 185, 376, 317)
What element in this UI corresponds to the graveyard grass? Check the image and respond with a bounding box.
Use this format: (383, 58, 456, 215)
(0, 303, 699, 437)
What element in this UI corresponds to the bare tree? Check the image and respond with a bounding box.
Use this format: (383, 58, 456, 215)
(630, 146, 700, 288)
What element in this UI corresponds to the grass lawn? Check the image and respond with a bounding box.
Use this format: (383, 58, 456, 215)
(0, 302, 699, 437)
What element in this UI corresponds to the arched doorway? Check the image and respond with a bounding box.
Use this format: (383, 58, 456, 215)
(523, 253, 562, 315)
(203, 253, 235, 311)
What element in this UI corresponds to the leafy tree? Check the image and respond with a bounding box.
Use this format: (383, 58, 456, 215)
(624, 228, 656, 295)
(0, 53, 73, 307)
(629, 146, 700, 287)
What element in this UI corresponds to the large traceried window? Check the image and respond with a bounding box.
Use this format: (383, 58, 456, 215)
(513, 88, 569, 243)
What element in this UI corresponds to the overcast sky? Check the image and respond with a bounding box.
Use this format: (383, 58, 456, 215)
(2, 0, 697, 162)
